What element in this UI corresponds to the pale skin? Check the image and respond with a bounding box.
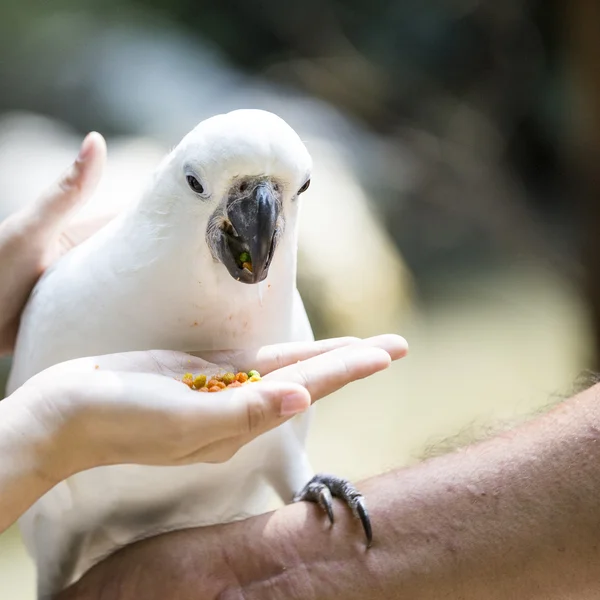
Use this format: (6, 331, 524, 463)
(57, 382, 600, 600)
(0, 132, 408, 535)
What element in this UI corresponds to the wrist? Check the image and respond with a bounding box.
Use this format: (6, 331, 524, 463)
(0, 383, 74, 531)
(10, 376, 86, 484)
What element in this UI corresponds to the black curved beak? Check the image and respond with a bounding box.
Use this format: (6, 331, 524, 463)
(223, 182, 279, 283)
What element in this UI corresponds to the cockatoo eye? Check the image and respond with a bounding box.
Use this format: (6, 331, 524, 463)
(298, 179, 311, 194)
(187, 175, 205, 194)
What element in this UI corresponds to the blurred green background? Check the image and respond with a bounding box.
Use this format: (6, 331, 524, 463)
(1, 0, 599, 597)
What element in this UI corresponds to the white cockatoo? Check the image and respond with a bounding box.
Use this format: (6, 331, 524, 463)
(7, 109, 370, 599)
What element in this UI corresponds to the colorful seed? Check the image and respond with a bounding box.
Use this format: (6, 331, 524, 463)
(222, 372, 236, 385)
(181, 369, 261, 393)
(193, 375, 207, 389)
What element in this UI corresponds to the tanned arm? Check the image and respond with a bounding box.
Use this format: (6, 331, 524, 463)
(57, 383, 600, 600)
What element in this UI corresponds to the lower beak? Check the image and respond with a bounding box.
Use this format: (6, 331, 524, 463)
(226, 183, 279, 283)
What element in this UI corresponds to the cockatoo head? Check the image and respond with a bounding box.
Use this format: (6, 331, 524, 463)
(151, 109, 312, 284)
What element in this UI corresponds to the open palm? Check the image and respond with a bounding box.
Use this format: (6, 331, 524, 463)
(27, 335, 407, 476)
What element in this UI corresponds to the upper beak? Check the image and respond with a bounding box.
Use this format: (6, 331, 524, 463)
(226, 182, 279, 283)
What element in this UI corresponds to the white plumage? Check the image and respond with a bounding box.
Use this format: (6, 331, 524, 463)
(8, 109, 316, 599)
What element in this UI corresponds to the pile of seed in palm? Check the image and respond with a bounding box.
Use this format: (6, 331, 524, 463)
(181, 370, 261, 392)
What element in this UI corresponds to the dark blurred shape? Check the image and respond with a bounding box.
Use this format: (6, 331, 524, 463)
(565, 0, 600, 369)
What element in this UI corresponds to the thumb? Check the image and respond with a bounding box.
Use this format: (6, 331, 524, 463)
(219, 381, 312, 438)
(22, 132, 107, 240)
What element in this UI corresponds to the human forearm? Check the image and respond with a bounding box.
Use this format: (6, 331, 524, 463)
(59, 382, 600, 599)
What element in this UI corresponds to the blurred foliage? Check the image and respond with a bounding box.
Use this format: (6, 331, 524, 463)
(0, 0, 591, 324)
(0, 0, 563, 171)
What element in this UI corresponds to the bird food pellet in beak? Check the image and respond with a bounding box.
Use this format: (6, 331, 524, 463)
(239, 252, 253, 273)
(180, 370, 261, 392)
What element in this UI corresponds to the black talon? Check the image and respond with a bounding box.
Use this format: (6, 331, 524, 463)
(318, 485, 334, 524)
(354, 497, 372, 547)
(294, 473, 372, 547)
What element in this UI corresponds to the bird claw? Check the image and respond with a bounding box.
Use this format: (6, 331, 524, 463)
(293, 473, 372, 547)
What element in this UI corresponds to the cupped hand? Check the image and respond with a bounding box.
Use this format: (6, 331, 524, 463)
(22, 335, 407, 481)
(0, 132, 108, 355)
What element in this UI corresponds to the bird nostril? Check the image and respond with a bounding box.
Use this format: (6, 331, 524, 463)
(239, 181, 248, 193)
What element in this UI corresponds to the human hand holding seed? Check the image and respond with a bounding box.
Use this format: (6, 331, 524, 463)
(16, 335, 406, 482)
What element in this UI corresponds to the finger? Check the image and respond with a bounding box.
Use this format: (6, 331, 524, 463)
(181, 381, 312, 454)
(252, 334, 407, 374)
(350, 333, 409, 360)
(253, 337, 362, 374)
(263, 336, 407, 403)
(198, 336, 361, 375)
(21, 132, 107, 240)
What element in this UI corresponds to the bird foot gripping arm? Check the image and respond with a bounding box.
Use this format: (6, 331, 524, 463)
(294, 473, 372, 547)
